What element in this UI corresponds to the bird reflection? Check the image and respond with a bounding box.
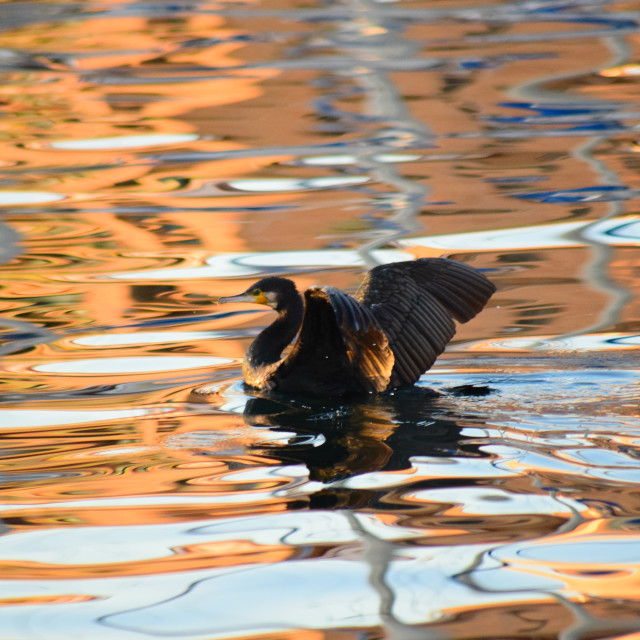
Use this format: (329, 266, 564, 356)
(240, 386, 490, 484)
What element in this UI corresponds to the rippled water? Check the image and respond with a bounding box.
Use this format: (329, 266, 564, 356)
(2, 0, 640, 638)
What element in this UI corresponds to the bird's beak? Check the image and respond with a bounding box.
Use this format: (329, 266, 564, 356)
(217, 292, 266, 305)
(217, 293, 252, 304)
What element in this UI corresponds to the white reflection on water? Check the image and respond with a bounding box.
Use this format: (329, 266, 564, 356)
(485, 444, 640, 484)
(0, 512, 425, 565)
(193, 511, 425, 545)
(0, 407, 172, 429)
(301, 153, 421, 166)
(0, 523, 197, 565)
(0, 191, 65, 205)
(461, 332, 640, 353)
(109, 248, 412, 280)
(112, 560, 383, 635)
(32, 356, 233, 374)
(105, 548, 539, 637)
(471, 534, 640, 596)
(165, 427, 325, 454)
(0, 562, 384, 639)
(226, 176, 370, 191)
(513, 537, 640, 564)
(0, 551, 550, 640)
(402, 486, 588, 517)
(406, 215, 640, 252)
(72, 331, 229, 347)
(333, 456, 518, 490)
(103, 533, 555, 637)
(50, 133, 199, 150)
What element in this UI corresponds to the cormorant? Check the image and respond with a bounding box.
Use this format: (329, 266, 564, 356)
(217, 257, 495, 396)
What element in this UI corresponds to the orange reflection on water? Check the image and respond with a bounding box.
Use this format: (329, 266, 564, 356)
(0, 595, 96, 606)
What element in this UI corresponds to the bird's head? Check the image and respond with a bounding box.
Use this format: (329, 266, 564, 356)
(217, 277, 299, 311)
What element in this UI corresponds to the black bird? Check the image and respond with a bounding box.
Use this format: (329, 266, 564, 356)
(217, 258, 496, 396)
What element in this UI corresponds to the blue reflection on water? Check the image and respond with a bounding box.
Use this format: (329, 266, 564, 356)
(514, 185, 631, 203)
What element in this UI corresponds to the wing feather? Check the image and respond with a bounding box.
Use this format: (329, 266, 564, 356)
(356, 258, 495, 387)
(402, 319, 436, 364)
(415, 295, 454, 347)
(385, 339, 418, 384)
(410, 260, 496, 322)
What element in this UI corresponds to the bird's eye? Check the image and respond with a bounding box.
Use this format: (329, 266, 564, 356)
(250, 288, 262, 296)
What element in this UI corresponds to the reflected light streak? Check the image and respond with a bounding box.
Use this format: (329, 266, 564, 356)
(403, 486, 588, 517)
(301, 153, 421, 166)
(332, 456, 519, 490)
(50, 133, 199, 151)
(225, 176, 370, 191)
(72, 331, 230, 347)
(599, 64, 640, 77)
(0, 407, 173, 429)
(405, 215, 640, 253)
(31, 356, 233, 374)
(0, 192, 65, 205)
(109, 248, 412, 280)
(462, 332, 640, 353)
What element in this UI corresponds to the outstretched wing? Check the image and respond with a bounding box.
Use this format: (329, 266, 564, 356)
(278, 286, 394, 394)
(355, 258, 496, 387)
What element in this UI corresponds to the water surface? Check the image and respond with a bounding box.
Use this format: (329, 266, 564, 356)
(2, 0, 640, 638)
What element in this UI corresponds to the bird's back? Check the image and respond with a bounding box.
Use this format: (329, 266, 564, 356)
(273, 286, 394, 395)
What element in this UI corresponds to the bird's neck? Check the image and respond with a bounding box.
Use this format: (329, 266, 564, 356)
(246, 296, 304, 367)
